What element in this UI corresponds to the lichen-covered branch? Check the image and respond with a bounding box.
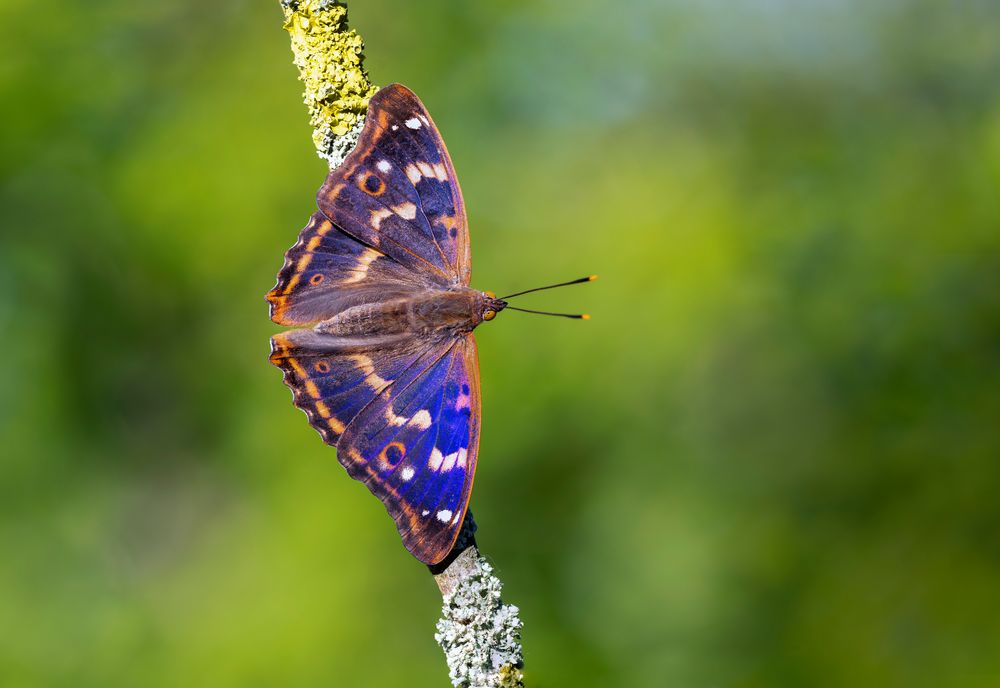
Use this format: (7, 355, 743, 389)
(281, 0, 376, 167)
(278, 3, 525, 686)
(433, 514, 524, 688)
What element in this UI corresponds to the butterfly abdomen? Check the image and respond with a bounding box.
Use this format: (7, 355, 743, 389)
(316, 299, 410, 337)
(315, 289, 485, 338)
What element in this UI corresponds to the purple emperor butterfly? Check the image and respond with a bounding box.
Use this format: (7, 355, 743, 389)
(267, 84, 591, 565)
(267, 84, 503, 565)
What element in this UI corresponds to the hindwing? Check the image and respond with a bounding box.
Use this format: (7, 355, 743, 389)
(338, 335, 481, 565)
(270, 329, 430, 445)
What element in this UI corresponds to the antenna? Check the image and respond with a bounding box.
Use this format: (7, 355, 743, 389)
(499, 275, 597, 300)
(505, 306, 590, 320)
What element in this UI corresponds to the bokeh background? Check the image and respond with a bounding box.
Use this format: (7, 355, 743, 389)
(3, 1, 999, 686)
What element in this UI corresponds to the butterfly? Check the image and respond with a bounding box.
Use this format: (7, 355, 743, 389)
(267, 84, 592, 565)
(266, 84, 509, 565)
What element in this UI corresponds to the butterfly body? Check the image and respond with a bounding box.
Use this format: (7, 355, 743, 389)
(315, 289, 506, 339)
(267, 84, 498, 565)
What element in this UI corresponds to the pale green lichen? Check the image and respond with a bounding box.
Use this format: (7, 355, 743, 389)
(281, 0, 377, 166)
(435, 548, 525, 688)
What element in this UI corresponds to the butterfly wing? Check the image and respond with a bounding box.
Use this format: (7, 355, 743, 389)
(338, 334, 481, 565)
(267, 212, 429, 326)
(269, 328, 436, 445)
(317, 84, 472, 287)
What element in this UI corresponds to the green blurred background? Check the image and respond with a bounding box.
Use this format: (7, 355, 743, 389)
(2, 1, 999, 686)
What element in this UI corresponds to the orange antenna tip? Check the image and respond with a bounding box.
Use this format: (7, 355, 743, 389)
(588, 274, 598, 281)
(581, 313, 591, 320)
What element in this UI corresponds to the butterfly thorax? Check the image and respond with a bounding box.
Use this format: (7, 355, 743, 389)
(314, 289, 506, 338)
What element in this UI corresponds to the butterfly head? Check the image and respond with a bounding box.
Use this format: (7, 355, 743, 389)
(479, 291, 508, 323)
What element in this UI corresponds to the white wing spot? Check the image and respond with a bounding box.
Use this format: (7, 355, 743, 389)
(392, 124, 399, 131)
(436, 509, 453, 523)
(376, 159, 392, 173)
(370, 208, 393, 231)
(393, 202, 417, 220)
(405, 117, 422, 129)
(405, 164, 422, 185)
(439, 447, 468, 472)
(429, 448, 444, 471)
(432, 162, 448, 181)
(410, 409, 432, 429)
(385, 407, 408, 426)
(417, 161, 435, 179)
(401, 466, 415, 482)
(422, 509, 430, 516)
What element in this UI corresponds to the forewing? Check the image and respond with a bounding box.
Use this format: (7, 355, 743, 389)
(317, 84, 471, 286)
(269, 329, 432, 445)
(267, 212, 427, 326)
(337, 335, 481, 565)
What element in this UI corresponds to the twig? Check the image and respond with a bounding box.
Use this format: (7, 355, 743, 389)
(280, 0, 375, 167)
(431, 513, 524, 688)
(278, 3, 524, 686)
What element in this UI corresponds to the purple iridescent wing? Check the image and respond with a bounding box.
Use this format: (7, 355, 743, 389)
(267, 212, 427, 326)
(337, 335, 481, 565)
(269, 329, 440, 446)
(317, 84, 471, 287)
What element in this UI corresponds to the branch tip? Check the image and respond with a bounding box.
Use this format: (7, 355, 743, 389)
(281, 0, 376, 167)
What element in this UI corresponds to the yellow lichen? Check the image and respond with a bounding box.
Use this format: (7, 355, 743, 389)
(281, 0, 377, 163)
(498, 664, 525, 688)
